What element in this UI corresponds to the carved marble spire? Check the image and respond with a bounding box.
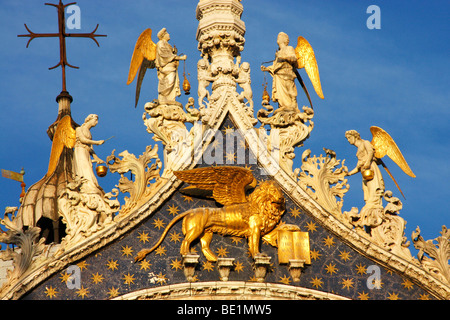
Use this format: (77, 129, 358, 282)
(196, 0, 245, 57)
(196, 0, 254, 123)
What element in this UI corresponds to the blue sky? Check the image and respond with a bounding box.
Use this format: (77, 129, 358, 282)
(0, 1, 448, 252)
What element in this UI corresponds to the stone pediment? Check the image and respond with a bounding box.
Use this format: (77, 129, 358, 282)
(1, 0, 448, 301)
(2, 92, 447, 300)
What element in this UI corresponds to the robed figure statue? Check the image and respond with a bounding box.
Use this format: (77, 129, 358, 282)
(127, 28, 187, 107)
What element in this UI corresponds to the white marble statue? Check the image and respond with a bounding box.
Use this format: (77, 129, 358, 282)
(261, 32, 299, 111)
(127, 27, 187, 107)
(155, 28, 187, 104)
(73, 114, 105, 194)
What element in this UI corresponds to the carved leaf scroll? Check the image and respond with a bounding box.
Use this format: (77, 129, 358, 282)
(412, 226, 450, 285)
(107, 144, 162, 215)
(296, 150, 349, 216)
(0, 214, 46, 284)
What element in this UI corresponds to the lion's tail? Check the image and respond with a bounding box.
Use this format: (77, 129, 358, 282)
(134, 210, 191, 262)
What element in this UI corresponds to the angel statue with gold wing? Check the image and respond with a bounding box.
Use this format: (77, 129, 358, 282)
(127, 28, 187, 107)
(15, 114, 107, 241)
(345, 127, 415, 232)
(47, 114, 105, 194)
(73, 114, 105, 194)
(261, 32, 324, 111)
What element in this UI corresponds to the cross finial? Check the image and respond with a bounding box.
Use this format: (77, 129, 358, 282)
(18, 1, 106, 97)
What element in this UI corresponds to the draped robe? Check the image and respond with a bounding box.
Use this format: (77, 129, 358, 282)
(155, 39, 181, 103)
(268, 45, 298, 110)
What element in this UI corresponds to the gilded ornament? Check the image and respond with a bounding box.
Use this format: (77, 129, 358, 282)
(362, 169, 374, 181)
(277, 229, 311, 264)
(182, 60, 191, 95)
(135, 166, 286, 262)
(95, 164, 108, 177)
(294, 36, 324, 100)
(370, 126, 416, 178)
(127, 28, 157, 107)
(183, 73, 191, 95)
(262, 82, 270, 102)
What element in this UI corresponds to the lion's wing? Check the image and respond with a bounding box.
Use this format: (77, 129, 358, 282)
(173, 166, 256, 206)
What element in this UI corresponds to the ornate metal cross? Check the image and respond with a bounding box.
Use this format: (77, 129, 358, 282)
(18, 0, 106, 92)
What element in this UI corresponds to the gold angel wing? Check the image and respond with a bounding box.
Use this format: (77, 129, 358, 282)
(173, 166, 257, 206)
(127, 28, 157, 85)
(370, 126, 416, 178)
(295, 36, 324, 99)
(46, 115, 76, 177)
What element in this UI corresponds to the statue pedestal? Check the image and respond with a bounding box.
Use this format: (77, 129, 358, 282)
(253, 255, 271, 282)
(182, 254, 200, 282)
(288, 259, 305, 282)
(217, 257, 235, 281)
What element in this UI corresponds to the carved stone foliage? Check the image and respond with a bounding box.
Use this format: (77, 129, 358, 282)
(142, 99, 200, 179)
(56, 177, 119, 253)
(372, 191, 410, 253)
(0, 212, 46, 284)
(343, 190, 413, 261)
(257, 103, 314, 176)
(296, 149, 349, 216)
(412, 225, 450, 285)
(106, 144, 162, 215)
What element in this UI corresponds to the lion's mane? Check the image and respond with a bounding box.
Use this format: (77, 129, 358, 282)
(247, 180, 285, 234)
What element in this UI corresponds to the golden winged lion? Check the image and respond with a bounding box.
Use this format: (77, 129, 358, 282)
(135, 166, 286, 262)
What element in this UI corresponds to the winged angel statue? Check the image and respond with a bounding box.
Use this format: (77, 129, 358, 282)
(261, 32, 324, 111)
(136, 166, 286, 262)
(127, 28, 187, 107)
(346, 127, 415, 196)
(345, 126, 415, 231)
(16, 114, 106, 237)
(47, 114, 105, 194)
